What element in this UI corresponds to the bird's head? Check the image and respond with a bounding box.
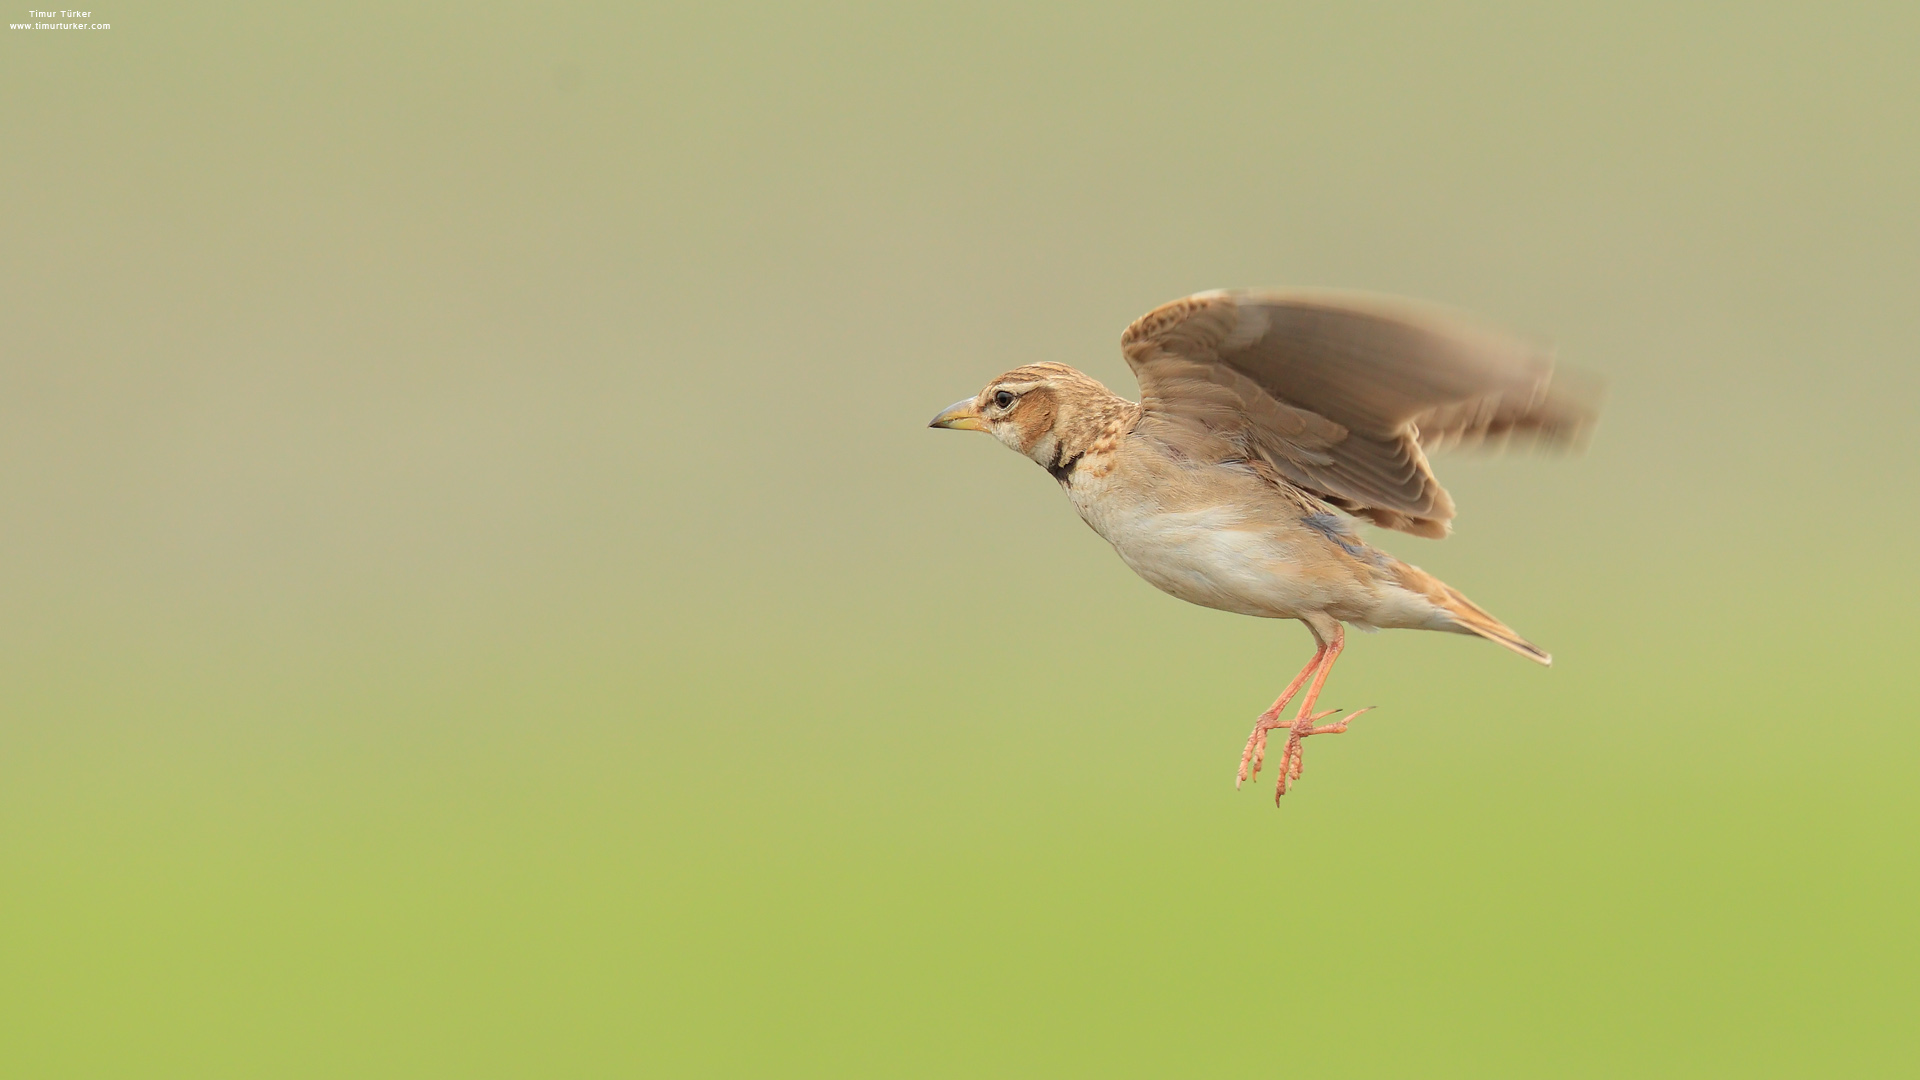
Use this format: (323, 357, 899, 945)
(928, 363, 1128, 470)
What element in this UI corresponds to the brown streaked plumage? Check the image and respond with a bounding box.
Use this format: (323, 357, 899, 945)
(931, 288, 1599, 801)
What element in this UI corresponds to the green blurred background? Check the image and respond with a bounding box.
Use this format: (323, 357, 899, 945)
(5, 2, 1917, 1074)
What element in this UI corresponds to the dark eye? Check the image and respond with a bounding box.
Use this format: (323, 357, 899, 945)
(993, 390, 1016, 409)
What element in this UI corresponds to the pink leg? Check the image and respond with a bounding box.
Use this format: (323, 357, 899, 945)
(1273, 625, 1370, 801)
(1236, 639, 1327, 788)
(1236, 625, 1372, 802)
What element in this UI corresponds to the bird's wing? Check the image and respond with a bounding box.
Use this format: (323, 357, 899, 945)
(1120, 288, 1596, 538)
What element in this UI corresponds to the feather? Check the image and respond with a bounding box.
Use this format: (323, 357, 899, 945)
(1122, 289, 1598, 538)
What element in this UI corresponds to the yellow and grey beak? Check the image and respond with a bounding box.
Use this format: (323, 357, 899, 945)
(928, 398, 989, 431)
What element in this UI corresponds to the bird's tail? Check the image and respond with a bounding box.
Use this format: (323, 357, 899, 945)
(1386, 558, 1552, 666)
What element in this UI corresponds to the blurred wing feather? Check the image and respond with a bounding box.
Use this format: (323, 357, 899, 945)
(1121, 289, 1596, 537)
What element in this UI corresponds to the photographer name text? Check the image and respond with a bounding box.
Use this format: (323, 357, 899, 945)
(12, 10, 111, 29)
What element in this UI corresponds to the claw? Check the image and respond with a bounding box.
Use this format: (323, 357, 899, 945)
(1270, 706, 1374, 801)
(1236, 728, 1267, 788)
(1305, 705, 1373, 737)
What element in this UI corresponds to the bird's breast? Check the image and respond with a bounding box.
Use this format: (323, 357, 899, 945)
(1065, 476, 1338, 619)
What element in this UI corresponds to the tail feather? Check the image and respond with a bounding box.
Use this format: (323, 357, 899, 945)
(1387, 558, 1552, 666)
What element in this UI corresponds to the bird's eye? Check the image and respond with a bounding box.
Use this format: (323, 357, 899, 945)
(993, 390, 1016, 409)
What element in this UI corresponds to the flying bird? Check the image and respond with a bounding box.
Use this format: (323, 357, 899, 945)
(930, 289, 1597, 801)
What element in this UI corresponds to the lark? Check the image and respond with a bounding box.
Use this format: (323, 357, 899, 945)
(931, 289, 1597, 801)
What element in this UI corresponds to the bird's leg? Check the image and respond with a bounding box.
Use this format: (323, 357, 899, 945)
(1237, 638, 1328, 788)
(1273, 625, 1371, 801)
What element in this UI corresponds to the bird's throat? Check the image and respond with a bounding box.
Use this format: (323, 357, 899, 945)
(1047, 445, 1085, 482)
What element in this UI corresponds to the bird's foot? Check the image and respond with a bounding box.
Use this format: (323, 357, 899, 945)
(1238, 706, 1339, 788)
(1273, 706, 1372, 801)
(1239, 706, 1373, 800)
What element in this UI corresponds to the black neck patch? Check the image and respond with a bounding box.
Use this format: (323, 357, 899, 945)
(1047, 448, 1084, 483)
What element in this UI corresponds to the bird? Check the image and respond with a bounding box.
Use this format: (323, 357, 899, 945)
(929, 288, 1597, 801)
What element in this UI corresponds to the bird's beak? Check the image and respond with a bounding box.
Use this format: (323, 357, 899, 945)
(929, 398, 988, 431)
